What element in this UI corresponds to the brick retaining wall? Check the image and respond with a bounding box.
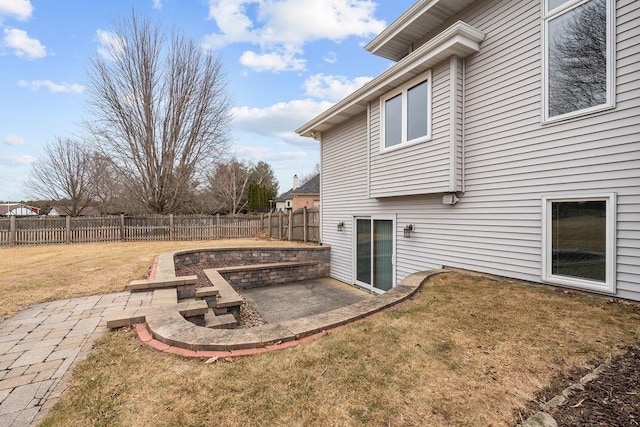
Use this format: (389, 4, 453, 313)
(173, 246, 330, 289)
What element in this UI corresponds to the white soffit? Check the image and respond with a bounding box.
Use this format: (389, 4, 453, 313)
(296, 21, 485, 138)
(365, 0, 479, 61)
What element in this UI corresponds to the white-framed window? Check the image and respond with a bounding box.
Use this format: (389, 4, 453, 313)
(542, 194, 616, 294)
(543, 0, 614, 122)
(380, 70, 432, 151)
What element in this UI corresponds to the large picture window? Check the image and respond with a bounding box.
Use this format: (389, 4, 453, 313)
(542, 194, 616, 293)
(381, 71, 431, 150)
(543, 0, 614, 121)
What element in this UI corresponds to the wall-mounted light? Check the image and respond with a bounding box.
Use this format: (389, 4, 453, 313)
(403, 224, 414, 238)
(337, 221, 345, 232)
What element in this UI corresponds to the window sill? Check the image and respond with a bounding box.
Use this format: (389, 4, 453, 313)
(542, 103, 615, 125)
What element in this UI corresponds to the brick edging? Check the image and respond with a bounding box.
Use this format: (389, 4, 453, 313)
(135, 322, 332, 359)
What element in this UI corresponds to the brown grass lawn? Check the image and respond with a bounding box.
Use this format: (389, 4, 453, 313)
(0, 239, 303, 320)
(2, 241, 639, 426)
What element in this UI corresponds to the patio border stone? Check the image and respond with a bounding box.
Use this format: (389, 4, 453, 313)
(137, 262, 445, 357)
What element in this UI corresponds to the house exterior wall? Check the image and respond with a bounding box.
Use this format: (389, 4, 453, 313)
(320, 0, 640, 300)
(369, 61, 454, 197)
(293, 195, 320, 210)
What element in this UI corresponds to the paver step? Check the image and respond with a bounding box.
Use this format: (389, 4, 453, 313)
(203, 269, 243, 309)
(204, 310, 237, 329)
(126, 275, 198, 291)
(105, 299, 209, 329)
(195, 286, 220, 298)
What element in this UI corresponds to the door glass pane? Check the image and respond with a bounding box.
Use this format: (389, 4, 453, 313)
(356, 219, 371, 285)
(548, 0, 607, 117)
(407, 80, 428, 141)
(551, 200, 606, 282)
(373, 220, 393, 291)
(384, 94, 402, 148)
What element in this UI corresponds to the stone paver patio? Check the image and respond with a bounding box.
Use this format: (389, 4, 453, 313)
(0, 291, 153, 427)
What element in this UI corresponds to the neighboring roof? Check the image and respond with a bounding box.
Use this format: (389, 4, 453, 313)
(49, 206, 101, 216)
(293, 174, 320, 196)
(365, 0, 478, 61)
(275, 174, 320, 202)
(274, 188, 294, 203)
(296, 21, 484, 138)
(0, 203, 39, 216)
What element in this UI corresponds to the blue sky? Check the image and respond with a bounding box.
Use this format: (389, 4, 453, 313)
(0, 0, 415, 201)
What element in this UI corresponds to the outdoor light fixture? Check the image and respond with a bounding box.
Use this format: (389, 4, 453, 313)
(403, 224, 414, 238)
(337, 221, 345, 232)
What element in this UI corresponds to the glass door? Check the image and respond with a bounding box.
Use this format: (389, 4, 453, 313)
(354, 217, 395, 292)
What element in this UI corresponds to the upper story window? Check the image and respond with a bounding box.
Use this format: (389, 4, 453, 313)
(543, 0, 614, 121)
(381, 70, 431, 151)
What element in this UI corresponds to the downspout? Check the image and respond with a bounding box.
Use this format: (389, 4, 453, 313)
(366, 102, 371, 199)
(462, 57, 466, 194)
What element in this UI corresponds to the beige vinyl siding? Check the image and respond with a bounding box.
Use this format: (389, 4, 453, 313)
(320, 0, 640, 300)
(369, 61, 452, 197)
(458, 0, 640, 297)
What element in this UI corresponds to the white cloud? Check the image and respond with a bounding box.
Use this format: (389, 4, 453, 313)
(323, 52, 338, 64)
(232, 99, 333, 138)
(239, 49, 305, 73)
(1, 135, 27, 146)
(152, 0, 162, 9)
(303, 73, 372, 101)
(0, 154, 36, 165)
(0, 0, 33, 22)
(3, 28, 46, 59)
(18, 79, 85, 93)
(96, 29, 125, 61)
(204, 0, 385, 72)
(233, 145, 307, 163)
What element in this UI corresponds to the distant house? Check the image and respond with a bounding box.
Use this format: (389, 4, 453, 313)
(48, 206, 101, 217)
(296, 0, 640, 300)
(0, 203, 39, 217)
(275, 174, 320, 212)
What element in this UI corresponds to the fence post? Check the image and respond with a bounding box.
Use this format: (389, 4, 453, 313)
(120, 214, 125, 241)
(278, 211, 283, 240)
(9, 216, 16, 245)
(169, 214, 174, 241)
(267, 212, 272, 238)
(65, 216, 71, 244)
(216, 214, 220, 239)
(303, 207, 308, 242)
(288, 209, 293, 241)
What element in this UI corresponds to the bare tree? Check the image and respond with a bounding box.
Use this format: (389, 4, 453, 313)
(25, 138, 96, 217)
(86, 11, 231, 214)
(548, 0, 607, 117)
(205, 158, 252, 214)
(299, 163, 320, 185)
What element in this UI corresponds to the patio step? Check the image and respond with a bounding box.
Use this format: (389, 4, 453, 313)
(203, 269, 243, 309)
(204, 310, 237, 329)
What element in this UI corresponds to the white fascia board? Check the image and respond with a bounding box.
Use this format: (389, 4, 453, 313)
(364, 0, 438, 55)
(296, 21, 485, 138)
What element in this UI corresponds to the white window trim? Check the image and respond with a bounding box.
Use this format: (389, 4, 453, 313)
(352, 214, 397, 294)
(380, 70, 432, 153)
(541, 0, 615, 123)
(541, 193, 616, 294)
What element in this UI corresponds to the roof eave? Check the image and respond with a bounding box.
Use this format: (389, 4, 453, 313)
(296, 21, 485, 138)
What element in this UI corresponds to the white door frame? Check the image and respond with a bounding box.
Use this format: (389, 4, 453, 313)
(352, 214, 396, 293)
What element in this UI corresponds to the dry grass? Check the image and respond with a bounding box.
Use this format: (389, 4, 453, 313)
(0, 239, 303, 320)
(36, 270, 640, 426)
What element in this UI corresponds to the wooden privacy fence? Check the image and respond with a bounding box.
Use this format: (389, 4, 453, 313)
(0, 208, 319, 246)
(263, 208, 320, 243)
